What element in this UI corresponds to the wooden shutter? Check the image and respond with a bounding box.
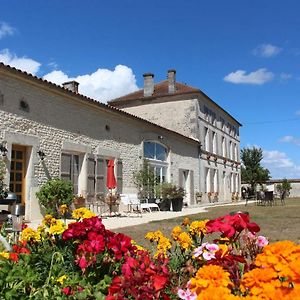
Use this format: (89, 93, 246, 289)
(86, 154, 95, 196)
(61, 153, 72, 182)
(116, 159, 123, 193)
(95, 157, 107, 195)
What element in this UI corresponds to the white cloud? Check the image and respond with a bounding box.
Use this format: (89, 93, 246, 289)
(262, 149, 300, 178)
(296, 110, 300, 116)
(280, 135, 300, 146)
(280, 72, 292, 80)
(43, 70, 70, 85)
(224, 68, 274, 85)
(0, 22, 15, 39)
(43, 65, 139, 102)
(253, 43, 282, 58)
(0, 49, 41, 74)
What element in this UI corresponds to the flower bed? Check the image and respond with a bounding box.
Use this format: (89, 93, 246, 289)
(0, 208, 299, 299)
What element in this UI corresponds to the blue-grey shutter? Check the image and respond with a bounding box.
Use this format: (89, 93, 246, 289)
(87, 154, 95, 196)
(61, 153, 71, 182)
(116, 159, 123, 193)
(95, 157, 107, 195)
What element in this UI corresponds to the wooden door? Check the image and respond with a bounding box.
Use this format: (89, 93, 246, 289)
(10, 145, 26, 204)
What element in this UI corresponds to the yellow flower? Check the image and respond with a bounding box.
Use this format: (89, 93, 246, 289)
(177, 232, 193, 250)
(21, 227, 41, 242)
(171, 226, 182, 241)
(0, 252, 9, 259)
(59, 204, 68, 216)
(42, 214, 54, 226)
(145, 230, 163, 242)
(72, 207, 95, 220)
(189, 220, 208, 236)
(155, 236, 172, 257)
(57, 275, 68, 284)
(49, 220, 66, 235)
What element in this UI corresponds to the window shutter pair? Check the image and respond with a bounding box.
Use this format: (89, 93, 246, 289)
(86, 154, 123, 196)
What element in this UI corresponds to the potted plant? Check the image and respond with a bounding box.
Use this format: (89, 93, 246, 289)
(36, 178, 74, 217)
(170, 186, 185, 211)
(195, 191, 202, 203)
(73, 194, 86, 208)
(155, 182, 173, 211)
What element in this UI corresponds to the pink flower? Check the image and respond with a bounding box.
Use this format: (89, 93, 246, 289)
(203, 251, 216, 261)
(256, 235, 268, 247)
(177, 288, 197, 300)
(205, 243, 219, 252)
(193, 243, 207, 257)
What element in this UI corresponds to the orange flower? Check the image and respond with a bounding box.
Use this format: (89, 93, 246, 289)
(190, 265, 231, 295)
(240, 268, 279, 295)
(255, 240, 300, 280)
(171, 226, 182, 241)
(182, 217, 190, 226)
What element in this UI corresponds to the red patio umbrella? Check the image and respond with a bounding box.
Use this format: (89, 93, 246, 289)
(106, 159, 117, 216)
(106, 159, 117, 191)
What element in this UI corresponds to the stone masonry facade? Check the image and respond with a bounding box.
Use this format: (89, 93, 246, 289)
(0, 65, 200, 221)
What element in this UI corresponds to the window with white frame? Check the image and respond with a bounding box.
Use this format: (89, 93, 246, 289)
(222, 136, 226, 157)
(143, 141, 168, 184)
(212, 131, 217, 154)
(204, 127, 209, 151)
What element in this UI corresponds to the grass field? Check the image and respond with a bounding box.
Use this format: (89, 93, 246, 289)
(117, 198, 300, 247)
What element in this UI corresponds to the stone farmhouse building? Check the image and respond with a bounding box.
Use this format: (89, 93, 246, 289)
(0, 64, 241, 221)
(109, 70, 242, 203)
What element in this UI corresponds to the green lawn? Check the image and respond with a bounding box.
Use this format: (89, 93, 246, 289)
(117, 198, 300, 247)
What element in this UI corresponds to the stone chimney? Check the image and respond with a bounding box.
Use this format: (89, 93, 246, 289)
(143, 73, 154, 97)
(167, 69, 176, 94)
(62, 81, 79, 93)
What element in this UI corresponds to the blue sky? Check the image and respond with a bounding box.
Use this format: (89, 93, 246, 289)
(1, 0, 300, 179)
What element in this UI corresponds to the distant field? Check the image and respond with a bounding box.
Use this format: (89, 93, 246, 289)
(117, 198, 300, 247)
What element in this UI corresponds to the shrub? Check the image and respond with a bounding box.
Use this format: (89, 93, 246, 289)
(36, 179, 74, 217)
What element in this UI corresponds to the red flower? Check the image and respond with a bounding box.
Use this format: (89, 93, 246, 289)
(62, 286, 73, 295)
(108, 233, 134, 260)
(62, 222, 86, 240)
(153, 274, 168, 291)
(9, 253, 19, 262)
(206, 213, 260, 238)
(87, 231, 105, 253)
(107, 251, 170, 299)
(82, 216, 105, 232)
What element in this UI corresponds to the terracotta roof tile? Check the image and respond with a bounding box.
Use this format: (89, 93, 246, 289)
(109, 80, 199, 103)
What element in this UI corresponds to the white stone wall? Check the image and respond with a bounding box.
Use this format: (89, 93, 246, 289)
(0, 71, 201, 219)
(121, 97, 198, 139)
(116, 93, 242, 203)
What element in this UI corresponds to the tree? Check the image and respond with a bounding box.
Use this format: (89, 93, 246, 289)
(276, 178, 291, 200)
(241, 147, 270, 194)
(133, 160, 156, 200)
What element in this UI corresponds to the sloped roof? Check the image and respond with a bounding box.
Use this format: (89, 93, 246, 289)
(109, 80, 200, 103)
(0, 63, 199, 144)
(109, 79, 242, 127)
